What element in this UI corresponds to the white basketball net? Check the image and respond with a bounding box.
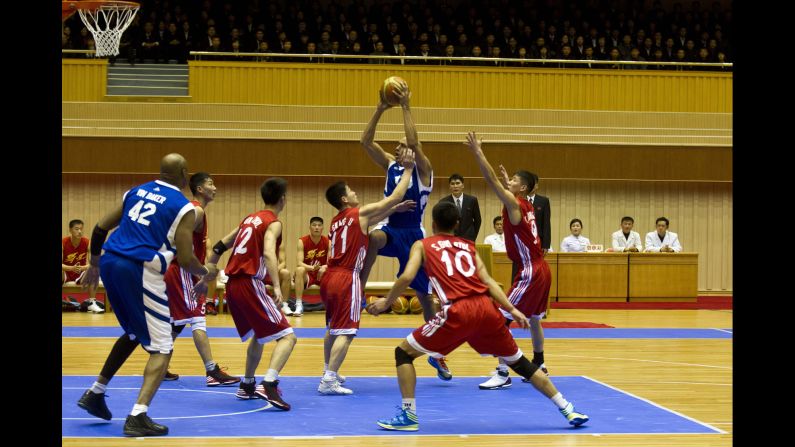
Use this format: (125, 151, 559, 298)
(77, 4, 139, 57)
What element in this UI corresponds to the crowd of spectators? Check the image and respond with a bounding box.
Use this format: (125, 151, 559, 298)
(62, 0, 732, 71)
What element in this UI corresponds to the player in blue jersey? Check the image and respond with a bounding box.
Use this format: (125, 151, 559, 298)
(76, 153, 210, 437)
(359, 80, 453, 381)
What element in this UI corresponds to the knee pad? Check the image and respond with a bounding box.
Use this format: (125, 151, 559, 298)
(171, 323, 186, 336)
(508, 355, 539, 380)
(190, 320, 207, 332)
(395, 346, 415, 367)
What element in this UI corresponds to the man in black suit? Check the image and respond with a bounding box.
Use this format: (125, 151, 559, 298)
(438, 174, 481, 242)
(528, 173, 551, 255)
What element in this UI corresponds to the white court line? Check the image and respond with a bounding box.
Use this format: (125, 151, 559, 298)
(554, 353, 731, 370)
(581, 375, 727, 434)
(712, 328, 733, 334)
(63, 387, 271, 420)
(606, 380, 731, 387)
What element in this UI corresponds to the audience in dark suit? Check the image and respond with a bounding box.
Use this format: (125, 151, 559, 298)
(438, 174, 482, 243)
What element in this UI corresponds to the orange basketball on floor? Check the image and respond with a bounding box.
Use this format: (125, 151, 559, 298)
(391, 296, 410, 314)
(382, 76, 406, 106)
(409, 296, 423, 314)
(366, 296, 379, 306)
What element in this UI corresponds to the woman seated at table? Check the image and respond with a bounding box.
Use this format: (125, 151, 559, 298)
(560, 218, 591, 253)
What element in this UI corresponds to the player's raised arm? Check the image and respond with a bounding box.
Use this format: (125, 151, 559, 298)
(360, 93, 396, 171)
(366, 240, 425, 315)
(369, 199, 417, 224)
(359, 148, 416, 226)
(464, 131, 521, 220)
(394, 82, 432, 185)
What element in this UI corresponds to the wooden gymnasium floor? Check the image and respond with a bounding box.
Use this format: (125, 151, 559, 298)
(62, 307, 732, 447)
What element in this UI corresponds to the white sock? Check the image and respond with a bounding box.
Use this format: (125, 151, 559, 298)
(322, 370, 337, 382)
(89, 381, 106, 394)
(205, 360, 217, 372)
(550, 392, 569, 410)
(324, 363, 329, 372)
(242, 376, 256, 384)
(264, 369, 279, 382)
(401, 398, 416, 413)
(130, 404, 148, 416)
(296, 298, 302, 305)
(496, 362, 509, 373)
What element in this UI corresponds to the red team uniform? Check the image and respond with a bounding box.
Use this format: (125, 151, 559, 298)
(224, 210, 293, 342)
(501, 196, 552, 319)
(320, 208, 368, 335)
(406, 235, 523, 362)
(62, 236, 89, 283)
(164, 200, 209, 325)
(300, 234, 329, 287)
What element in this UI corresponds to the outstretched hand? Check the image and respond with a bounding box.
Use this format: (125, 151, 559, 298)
(498, 165, 511, 187)
(366, 297, 390, 316)
(378, 89, 393, 110)
(82, 264, 101, 291)
(510, 308, 531, 329)
(393, 200, 417, 213)
(394, 81, 411, 107)
(192, 277, 208, 302)
(397, 147, 416, 169)
(464, 131, 483, 153)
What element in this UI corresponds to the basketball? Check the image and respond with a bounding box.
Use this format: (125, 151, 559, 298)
(409, 296, 423, 314)
(381, 76, 406, 106)
(366, 296, 379, 306)
(391, 296, 410, 314)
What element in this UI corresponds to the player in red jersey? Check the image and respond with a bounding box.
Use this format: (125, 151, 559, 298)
(318, 148, 417, 395)
(289, 216, 329, 317)
(62, 219, 103, 313)
(465, 131, 552, 390)
(200, 177, 296, 411)
(366, 201, 588, 431)
(163, 172, 240, 387)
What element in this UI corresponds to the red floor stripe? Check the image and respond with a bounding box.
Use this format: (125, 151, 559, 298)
(550, 296, 732, 310)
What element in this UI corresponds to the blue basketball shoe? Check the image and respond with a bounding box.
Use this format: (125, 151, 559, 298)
(560, 402, 589, 426)
(377, 407, 419, 431)
(427, 356, 452, 381)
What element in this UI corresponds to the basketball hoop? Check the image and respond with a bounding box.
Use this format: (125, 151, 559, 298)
(62, 1, 140, 57)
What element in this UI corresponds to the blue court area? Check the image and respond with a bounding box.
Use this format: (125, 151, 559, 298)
(62, 326, 733, 339)
(62, 375, 722, 437)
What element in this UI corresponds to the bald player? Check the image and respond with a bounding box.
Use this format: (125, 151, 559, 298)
(77, 153, 210, 437)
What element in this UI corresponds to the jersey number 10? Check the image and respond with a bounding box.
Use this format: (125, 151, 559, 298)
(439, 250, 476, 277)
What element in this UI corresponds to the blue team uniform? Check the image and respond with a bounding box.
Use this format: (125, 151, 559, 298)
(374, 160, 433, 295)
(101, 180, 195, 353)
